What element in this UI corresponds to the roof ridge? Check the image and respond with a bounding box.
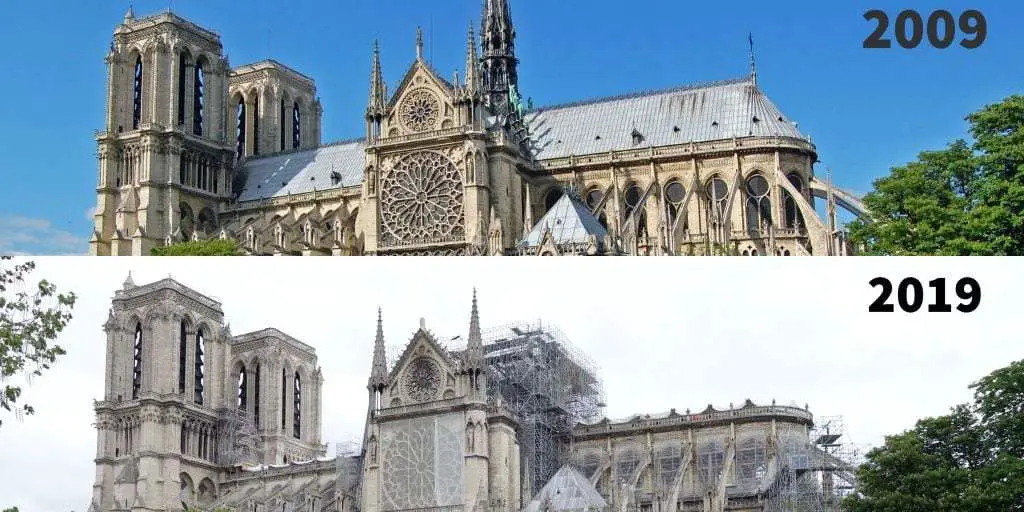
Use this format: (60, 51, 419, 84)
(240, 137, 366, 163)
(528, 76, 753, 114)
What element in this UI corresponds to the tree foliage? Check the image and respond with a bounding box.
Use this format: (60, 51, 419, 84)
(849, 95, 1024, 254)
(844, 359, 1024, 511)
(151, 239, 242, 256)
(0, 258, 76, 428)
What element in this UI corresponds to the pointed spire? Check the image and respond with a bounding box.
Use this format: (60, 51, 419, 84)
(415, 26, 424, 61)
(122, 271, 136, 290)
(369, 307, 388, 389)
(465, 22, 480, 94)
(366, 40, 385, 119)
(481, 0, 519, 114)
(748, 32, 758, 87)
(124, 5, 135, 24)
(466, 288, 484, 369)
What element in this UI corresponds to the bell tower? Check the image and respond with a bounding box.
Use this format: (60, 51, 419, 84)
(90, 9, 235, 256)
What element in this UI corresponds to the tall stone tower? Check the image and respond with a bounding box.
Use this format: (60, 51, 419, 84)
(90, 9, 235, 256)
(90, 275, 232, 511)
(88, 276, 326, 512)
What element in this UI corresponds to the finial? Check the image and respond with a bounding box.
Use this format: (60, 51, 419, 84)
(748, 32, 757, 87)
(124, 5, 135, 23)
(123, 271, 136, 290)
(416, 26, 424, 61)
(419, 317, 426, 329)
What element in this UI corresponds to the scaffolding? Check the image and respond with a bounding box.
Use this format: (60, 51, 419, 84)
(474, 321, 607, 497)
(764, 416, 859, 512)
(217, 407, 260, 466)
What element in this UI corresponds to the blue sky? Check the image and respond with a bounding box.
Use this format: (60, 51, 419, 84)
(0, 0, 1020, 255)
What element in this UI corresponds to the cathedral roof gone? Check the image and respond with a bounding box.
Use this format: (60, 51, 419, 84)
(520, 193, 608, 248)
(525, 76, 805, 160)
(235, 139, 365, 202)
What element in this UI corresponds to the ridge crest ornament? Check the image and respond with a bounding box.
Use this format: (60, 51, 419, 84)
(380, 150, 465, 245)
(399, 89, 441, 132)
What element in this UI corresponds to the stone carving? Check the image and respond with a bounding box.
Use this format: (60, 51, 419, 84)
(380, 151, 464, 244)
(399, 89, 441, 133)
(404, 357, 441, 402)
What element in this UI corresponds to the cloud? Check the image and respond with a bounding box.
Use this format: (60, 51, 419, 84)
(0, 215, 89, 256)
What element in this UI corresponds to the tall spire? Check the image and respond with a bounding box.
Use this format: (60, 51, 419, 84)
(369, 307, 388, 389)
(748, 32, 758, 87)
(466, 288, 484, 369)
(366, 40, 386, 120)
(480, 0, 519, 114)
(465, 22, 480, 94)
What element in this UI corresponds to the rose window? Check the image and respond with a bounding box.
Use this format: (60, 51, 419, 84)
(380, 151, 464, 243)
(400, 89, 441, 132)
(404, 358, 441, 402)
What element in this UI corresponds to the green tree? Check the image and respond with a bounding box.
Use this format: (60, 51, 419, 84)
(0, 257, 76, 427)
(151, 239, 242, 256)
(849, 95, 1024, 255)
(844, 359, 1024, 511)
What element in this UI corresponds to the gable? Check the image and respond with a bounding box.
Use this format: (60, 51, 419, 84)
(384, 62, 458, 138)
(386, 329, 459, 406)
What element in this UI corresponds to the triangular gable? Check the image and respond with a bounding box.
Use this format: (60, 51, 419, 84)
(386, 60, 455, 111)
(386, 327, 457, 384)
(524, 465, 608, 512)
(520, 193, 608, 248)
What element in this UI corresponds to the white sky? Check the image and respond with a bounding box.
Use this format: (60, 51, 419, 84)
(0, 257, 1020, 511)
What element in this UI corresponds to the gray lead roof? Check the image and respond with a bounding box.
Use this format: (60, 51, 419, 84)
(525, 76, 805, 160)
(234, 140, 365, 202)
(520, 192, 608, 248)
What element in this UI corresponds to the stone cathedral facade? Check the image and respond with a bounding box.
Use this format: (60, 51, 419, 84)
(89, 2, 867, 258)
(90, 275, 854, 512)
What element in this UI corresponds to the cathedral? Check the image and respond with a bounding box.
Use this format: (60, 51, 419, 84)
(89, 276, 856, 512)
(88, 1, 868, 257)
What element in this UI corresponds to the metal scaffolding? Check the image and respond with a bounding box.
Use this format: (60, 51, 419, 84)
(217, 407, 260, 466)
(476, 321, 607, 497)
(764, 416, 859, 512)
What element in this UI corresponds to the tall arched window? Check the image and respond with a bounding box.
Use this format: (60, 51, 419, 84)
(279, 99, 286, 151)
(292, 102, 301, 149)
(664, 180, 686, 228)
(252, 95, 260, 156)
(704, 177, 729, 224)
(132, 56, 143, 130)
(586, 188, 608, 228)
(178, 320, 187, 394)
(131, 322, 143, 399)
(194, 328, 205, 405)
(293, 372, 301, 439)
(237, 365, 248, 410)
(544, 188, 563, 213)
(177, 52, 188, 126)
(281, 368, 287, 429)
(254, 363, 261, 428)
(744, 174, 772, 234)
(784, 173, 805, 229)
(193, 57, 206, 136)
(235, 99, 246, 160)
(623, 183, 648, 238)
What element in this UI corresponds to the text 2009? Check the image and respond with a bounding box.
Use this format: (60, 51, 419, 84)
(864, 9, 986, 49)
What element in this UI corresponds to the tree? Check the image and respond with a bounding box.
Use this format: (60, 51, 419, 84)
(0, 257, 76, 427)
(844, 359, 1024, 511)
(151, 239, 242, 256)
(849, 95, 1024, 255)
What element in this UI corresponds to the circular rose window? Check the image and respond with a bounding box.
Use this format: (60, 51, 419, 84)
(400, 89, 441, 132)
(380, 151, 464, 244)
(404, 358, 441, 402)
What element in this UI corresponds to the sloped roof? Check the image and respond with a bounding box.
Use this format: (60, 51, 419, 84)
(520, 193, 608, 248)
(235, 139, 365, 202)
(524, 465, 608, 512)
(525, 76, 805, 160)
